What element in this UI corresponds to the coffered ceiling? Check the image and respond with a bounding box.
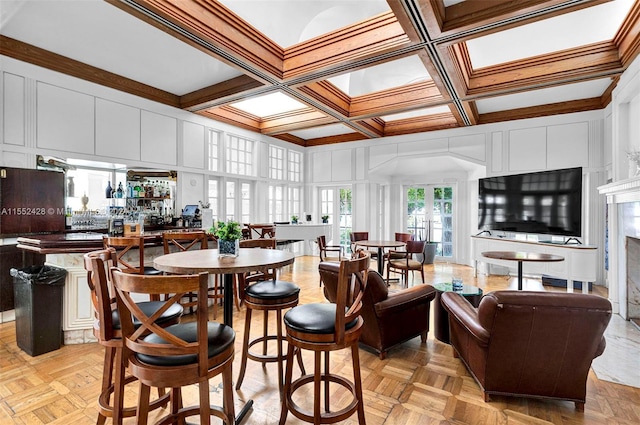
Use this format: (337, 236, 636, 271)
(1, 0, 639, 147)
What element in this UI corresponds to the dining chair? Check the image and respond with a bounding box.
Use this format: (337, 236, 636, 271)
(235, 238, 305, 395)
(316, 235, 343, 286)
(386, 239, 426, 285)
(103, 235, 162, 276)
(162, 230, 211, 314)
(279, 250, 370, 425)
(387, 232, 414, 260)
(111, 268, 236, 425)
(349, 231, 378, 259)
(83, 248, 182, 424)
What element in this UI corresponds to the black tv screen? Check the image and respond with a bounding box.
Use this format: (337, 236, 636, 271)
(478, 167, 582, 237)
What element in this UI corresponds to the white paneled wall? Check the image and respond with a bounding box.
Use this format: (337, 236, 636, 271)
(96, 98, 140, 160)
(141, 110, 177, 166)
(36, 82, 94, 155)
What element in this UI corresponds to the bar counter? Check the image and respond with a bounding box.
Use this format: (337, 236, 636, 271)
(15, 229, 205, 346)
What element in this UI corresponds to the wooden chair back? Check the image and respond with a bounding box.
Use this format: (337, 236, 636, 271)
(406, 240, 426, 260)
(349, 231, 368, 251)
(162, 231, 208, 254)
(240, 238, 276, 249)
(112, 269, 209, 362)
(239, 238, 277, 287)
(333, 250, 370, 344)
(317, 235, 342, 261)
(395, 232, 414, 243)
(84, 248, 119, 342)
(103, 236, 148, 274)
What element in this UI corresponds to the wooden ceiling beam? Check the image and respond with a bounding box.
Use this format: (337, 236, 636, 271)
(417, 0, 609, 41)
(197, 106, 261, 132)
(466, 42, 622, 95)
(261, 110, 336, 135)
(614, 0, 640, 67)
(349, 80, 445, 118)
(305, 132, 369, 147)
(0, 35, 180, 107)
(127, 0, 284, 79)
(180, 75, 266, 110)
(478, 97, 604, 124)
(383, 113, 458, 136)
(296, 81, 351, 117)
(283, 12, 412, 80)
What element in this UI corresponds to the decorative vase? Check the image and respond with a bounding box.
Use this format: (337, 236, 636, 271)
(218, 239, 239, 257)
(322, 217, 329, 223)
(423, 242, 437, 264)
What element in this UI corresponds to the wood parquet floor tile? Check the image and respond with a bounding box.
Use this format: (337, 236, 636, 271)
(1, 256, 639, 424)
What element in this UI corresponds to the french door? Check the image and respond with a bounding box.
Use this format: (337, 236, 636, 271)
(319, 186, 352, 249)
(406, 185, 455, 260)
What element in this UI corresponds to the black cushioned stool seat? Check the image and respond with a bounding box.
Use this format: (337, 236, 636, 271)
(236, 279, 304, 394)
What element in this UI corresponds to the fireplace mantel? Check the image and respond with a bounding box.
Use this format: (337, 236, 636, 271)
(598, 176, 640, 204)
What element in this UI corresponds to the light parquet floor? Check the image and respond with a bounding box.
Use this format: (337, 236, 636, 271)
(1, 256, 640, 424)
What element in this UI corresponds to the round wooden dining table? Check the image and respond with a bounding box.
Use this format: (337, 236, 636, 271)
(154, 248, 295, 326)
(481, 251, 564, 290)
(153, 247, 295, 424)
(355, 240, 406, 275)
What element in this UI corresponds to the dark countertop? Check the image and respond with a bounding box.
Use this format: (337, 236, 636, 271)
(16, 232, 163, 254)
(16, 228, 215, 254)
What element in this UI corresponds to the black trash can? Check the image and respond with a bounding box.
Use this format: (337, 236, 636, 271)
(11, 265, 66, 356)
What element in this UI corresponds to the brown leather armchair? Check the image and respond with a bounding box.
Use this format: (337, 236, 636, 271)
(441, 290, 612, 410)
(319, 261, 436, 359)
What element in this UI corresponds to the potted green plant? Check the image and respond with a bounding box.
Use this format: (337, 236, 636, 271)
(214, 220, 242, 257)
(291, 215, 299, 224)
(321, 215, 329, 224)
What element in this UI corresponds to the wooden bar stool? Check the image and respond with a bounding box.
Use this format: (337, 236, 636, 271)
(83, 249, 181, 424)
(111, 269, 236, 425)
(162, 230, 209, 314)
(279, 251, 370, 425)
(235, 238, 304, 395)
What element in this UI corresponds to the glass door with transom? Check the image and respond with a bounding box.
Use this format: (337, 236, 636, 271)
(406, 185, 454, 261)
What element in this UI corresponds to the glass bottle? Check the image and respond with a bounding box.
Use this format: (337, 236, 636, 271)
(105, 181, 113, 198)
(133, 182, 141, 198)
(116, 182, 124, 198)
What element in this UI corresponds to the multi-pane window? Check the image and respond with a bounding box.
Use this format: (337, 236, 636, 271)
(269, 145, 285, 180)
(269, 185, 285, 222)
(207, 178, 219, 220)
(226, 181, 235, 221)
(288, 186, 301, 220)
(288, 150, 302, 182)
(226, 135, 254, 176)
(240, 182, 251, 225)
(208, 130, 219, 172)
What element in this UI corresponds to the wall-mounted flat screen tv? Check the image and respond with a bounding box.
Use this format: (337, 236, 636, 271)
(478, 167, 583, 237)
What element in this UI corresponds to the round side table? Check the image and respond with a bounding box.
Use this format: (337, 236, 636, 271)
(433, 282, 483, 344)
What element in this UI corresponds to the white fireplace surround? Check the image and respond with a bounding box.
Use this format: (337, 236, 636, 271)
(598, 176, 640, 319)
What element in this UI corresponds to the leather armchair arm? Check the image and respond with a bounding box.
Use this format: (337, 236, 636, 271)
(375, 285, 435, 317)
(441, 292, 490, 347)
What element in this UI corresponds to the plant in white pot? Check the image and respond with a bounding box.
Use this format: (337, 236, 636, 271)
(214, 220, 242, 257)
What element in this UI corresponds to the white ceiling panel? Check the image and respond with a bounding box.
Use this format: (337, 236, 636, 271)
(289, 123, 356, 139)
(476, 78, 613, 114)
